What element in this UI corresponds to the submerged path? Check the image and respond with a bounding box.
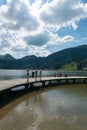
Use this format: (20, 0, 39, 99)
(0, 76, 87, 91)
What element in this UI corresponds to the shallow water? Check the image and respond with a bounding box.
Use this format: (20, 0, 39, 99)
(0, 84, 87, 130)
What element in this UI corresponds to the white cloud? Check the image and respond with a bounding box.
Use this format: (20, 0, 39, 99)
(40, 0, 87, 30)
(0, 0, 39, 31)
(0, 0, 87, 58)
(24, 29, 72, 46)
(0, 47, 15, 56)
(61, 35, 74, 43)
(27, 45, 51, 57)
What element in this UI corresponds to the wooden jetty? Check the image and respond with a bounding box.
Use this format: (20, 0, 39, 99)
(0, 76, 87, 91)
(0, 76, 87, 108)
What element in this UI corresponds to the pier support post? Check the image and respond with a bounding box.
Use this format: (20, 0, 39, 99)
(66, 79, 69, 84)
(25, 83, 29, 91)
(0, 91, 7, 101)
(73, 79, 76, 84)
(42, 81, 45, 87)
(49, 80, 52, 86)
(30, 83, 35, 91)
(57, 79, 60, 85)
(83, 79, 86, 83)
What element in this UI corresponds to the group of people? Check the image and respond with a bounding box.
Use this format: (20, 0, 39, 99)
(54, 72, 67, 77)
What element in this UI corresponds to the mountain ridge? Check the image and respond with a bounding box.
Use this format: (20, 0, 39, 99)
(0, 45, 87, 70)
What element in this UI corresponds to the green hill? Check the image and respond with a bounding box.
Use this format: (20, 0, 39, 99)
(0, 45, 87, 70)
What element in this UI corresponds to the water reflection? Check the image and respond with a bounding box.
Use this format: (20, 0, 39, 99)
(0, 84, 87, 130)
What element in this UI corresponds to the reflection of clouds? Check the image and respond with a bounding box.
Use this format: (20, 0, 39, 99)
(27, 91, 79, 128)
(0, 86, 87, 130)
(0, 103, 36, 130)
(15, 102, 27, 114)
(56, 107, 79, 125)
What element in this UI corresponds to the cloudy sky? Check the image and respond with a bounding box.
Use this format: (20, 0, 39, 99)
(0, 0, 87, 58)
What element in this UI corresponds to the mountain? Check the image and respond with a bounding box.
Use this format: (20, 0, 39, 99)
(45, 45, 87, 70)
(0, 54, 14, 60)
(0, 54, 15, 69)
(0, 45, 87, 70)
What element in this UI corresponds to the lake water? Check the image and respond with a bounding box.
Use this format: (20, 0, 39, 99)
(0, 69, 87, 80)
(0, 70, 87, 130)
(0, 84, 87, 130)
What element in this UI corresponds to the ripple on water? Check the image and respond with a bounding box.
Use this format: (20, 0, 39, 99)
(0, 84, 87, 130)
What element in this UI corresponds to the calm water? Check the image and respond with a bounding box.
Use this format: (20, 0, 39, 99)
(0, 84, 87, 130)
(0, 70, 87, 130)
(0, 69, 87, 80)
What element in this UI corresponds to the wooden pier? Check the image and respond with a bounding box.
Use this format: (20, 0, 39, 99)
(0, 76, 87, 91)
(0, 76, 87, 108)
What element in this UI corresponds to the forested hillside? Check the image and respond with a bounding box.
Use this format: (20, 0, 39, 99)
(0, 45, 87, 70)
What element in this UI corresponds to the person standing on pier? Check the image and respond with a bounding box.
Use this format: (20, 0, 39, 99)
(35, 70, 38, 81)
(39, 70, 42, 80)
(27, 69, 29, 83)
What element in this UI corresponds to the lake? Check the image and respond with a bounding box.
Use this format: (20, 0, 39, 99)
(0, 69, 87, 130)
(0, 84, 87, 130)
(0, 69, 87, 80)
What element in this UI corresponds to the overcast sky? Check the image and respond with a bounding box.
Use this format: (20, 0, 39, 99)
(0, 0, 87, 58)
